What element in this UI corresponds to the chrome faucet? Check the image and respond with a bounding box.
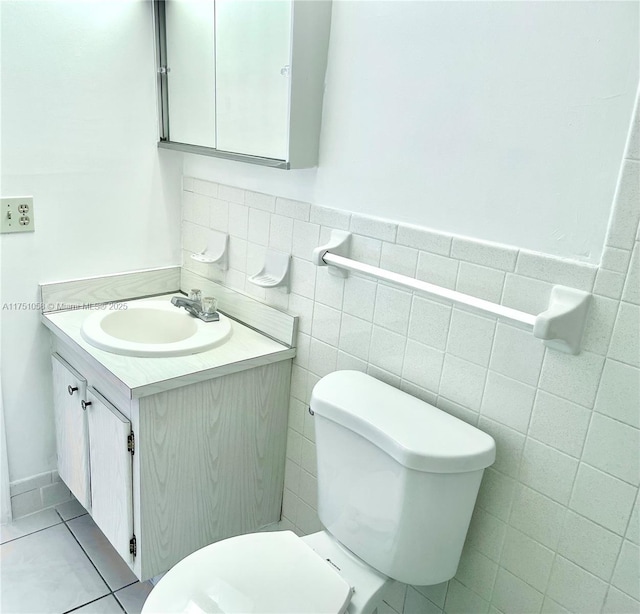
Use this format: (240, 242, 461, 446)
(171, 293, 219, 323)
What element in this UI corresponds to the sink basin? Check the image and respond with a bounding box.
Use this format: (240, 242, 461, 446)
(80, 300, 232, 357)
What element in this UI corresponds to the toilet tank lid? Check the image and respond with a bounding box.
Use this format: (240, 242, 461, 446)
(310, 371, 496, 473)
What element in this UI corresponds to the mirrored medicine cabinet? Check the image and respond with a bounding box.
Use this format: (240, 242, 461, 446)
(153, 0, 332, 169)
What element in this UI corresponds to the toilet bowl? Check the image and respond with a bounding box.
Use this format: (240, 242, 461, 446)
(142, 370, 496, 614)
(141, 529, 391, 614)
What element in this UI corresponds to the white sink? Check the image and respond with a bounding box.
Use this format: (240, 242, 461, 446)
(80, 300, 232, 357)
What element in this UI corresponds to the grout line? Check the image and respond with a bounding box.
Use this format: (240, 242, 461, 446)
(0, 519, 65, 546)
(62, 521, 114, 597)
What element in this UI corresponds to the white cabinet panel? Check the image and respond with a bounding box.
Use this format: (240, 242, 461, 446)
(86, 387, 134, 567)
(51, 354, 91, 511)
(166, 0, 216, 148)
(215, 1, 291, 159)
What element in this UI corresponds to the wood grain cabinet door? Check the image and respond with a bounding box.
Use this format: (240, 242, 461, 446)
(85, 387, 134, 568)
(51, 354, 91, 511)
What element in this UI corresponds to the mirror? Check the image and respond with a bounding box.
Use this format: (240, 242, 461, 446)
(154, 0, 331, 169)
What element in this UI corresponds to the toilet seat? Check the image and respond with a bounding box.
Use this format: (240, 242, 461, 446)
(141, 531, 353, 614)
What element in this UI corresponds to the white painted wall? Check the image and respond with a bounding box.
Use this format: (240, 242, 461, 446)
(185, 0, 639, 262)
(0, 1, 182, 482)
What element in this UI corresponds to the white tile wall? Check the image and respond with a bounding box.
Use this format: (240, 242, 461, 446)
(179, 97, 639, 614)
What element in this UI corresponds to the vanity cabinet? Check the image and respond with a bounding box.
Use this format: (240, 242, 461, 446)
(49, 346, 291, 581)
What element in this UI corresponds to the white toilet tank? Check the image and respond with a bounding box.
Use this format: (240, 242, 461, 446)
(310, 371, 496, 587)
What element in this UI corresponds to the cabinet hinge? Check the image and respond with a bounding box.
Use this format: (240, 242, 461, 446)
(127, 432, 135, 455)
(129, 535, 137, 558)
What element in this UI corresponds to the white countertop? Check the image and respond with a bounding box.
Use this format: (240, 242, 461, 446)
(42, 295, 295, 399)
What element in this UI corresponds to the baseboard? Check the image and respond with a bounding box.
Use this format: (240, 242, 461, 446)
(9, 470, 73, 519)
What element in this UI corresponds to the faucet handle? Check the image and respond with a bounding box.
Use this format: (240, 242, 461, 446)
(188, 288, 202, 304)
(202, 297, 218, 315)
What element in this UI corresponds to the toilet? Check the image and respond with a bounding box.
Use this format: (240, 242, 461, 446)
(142, 370, 496, 614)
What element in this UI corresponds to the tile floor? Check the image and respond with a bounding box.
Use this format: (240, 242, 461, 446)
(1, 500, 153, 614)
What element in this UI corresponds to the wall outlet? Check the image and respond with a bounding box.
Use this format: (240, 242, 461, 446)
(1, 196, 35, 233)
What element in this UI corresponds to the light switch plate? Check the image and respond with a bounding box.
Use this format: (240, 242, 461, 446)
(1, 196, 35, 233)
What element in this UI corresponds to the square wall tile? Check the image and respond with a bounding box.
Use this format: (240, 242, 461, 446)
(490, 323, 545, 387)
(612, 540, 640, 600)
(481, 372, 535, 433)
(509, 485, 565, 549)
(311, 303, 341, 347)
(528, 391, 591, 457)
(456, 263, 505, 303)
(581, 295, 618, 356)
(444, 579, 489, 614)
(570, 463, 637, 535)
(369, 326, 406, 377)
(414, 582, 448, 609)
(447, 310, 496, 367)
(314, 268, 345, 308)
(609, 302, 640, 368)
(404, 586, 442, 614)
(475, 468, 516, 522)
(518, 439, 578, 505)
(343, 275, 377, 322)
(268, 214, 294, 252)
(288, 293, 314, 335)
(557, 510, 622, 581)
(491, 567, 543, 614)
(602, 587, 640, 614)
(594, 268, 626, 299)
(538, 350, 604, 408)
(209, 198, 229, 232)
(439, 355, 487, 411)
(478, 418, 525, 479)
(247, 208, 270, 245)
(502, 274, 554, 317)
(291, 220, 320, 261)
(402, 340, 444, 393)
(339, 313, 372, 362)
(351, 234, 382, 266)
(546, 556, 608, 613)
(595, 359, 640, 428)
(582, 413, 640, 485)
(465, 507, 507, 562)
(408, 296, 451, 351)
(290, 257, 316, 299)
(307, 339, 338, 379)
(455, 547, 498, 601)
(499, 527, 554, 592)
(601, 246, 632, 273)
(380, 242, 418, 277)
(373, 284, 412, 335)
(416, 251, 459, 290)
